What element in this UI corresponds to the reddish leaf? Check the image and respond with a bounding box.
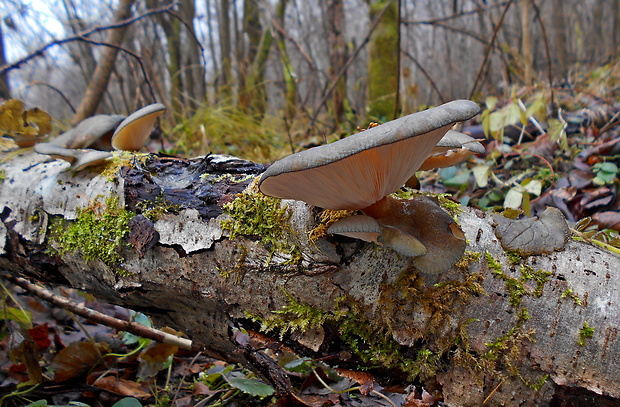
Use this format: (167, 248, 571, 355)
(334, 368, 375, 395)
(592, 211, 620, 231)
(28, 324, 51, 350)
(9, 334, 42, 384)
(52, 341, 109, 382)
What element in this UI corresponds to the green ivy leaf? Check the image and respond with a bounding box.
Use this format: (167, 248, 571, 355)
(226, 377, 275, 397)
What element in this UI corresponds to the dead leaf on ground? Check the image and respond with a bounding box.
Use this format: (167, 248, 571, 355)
(52, 341, 110, 382)
(92, 375, 151, 399)
(493, 207, 570, 255)
(334, 368, 375, 395)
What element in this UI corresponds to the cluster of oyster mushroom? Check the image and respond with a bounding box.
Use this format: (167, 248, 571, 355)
(29, 104, 165, 171)
(258, 100, 483, 273)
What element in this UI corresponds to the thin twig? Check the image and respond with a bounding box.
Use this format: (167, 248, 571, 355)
(400, 49, 446, 103)
(4, 275, 197, 351)
(598, 111, 620, 135)
(530, 0, 555, 108)
(402, 1, 511, 25)
(77, 37, 156, 103)
(0, 3, 176, 76)
(22, 81, 77, 113)
(468, 0, 515, 100)
(483, 378, 505, 404)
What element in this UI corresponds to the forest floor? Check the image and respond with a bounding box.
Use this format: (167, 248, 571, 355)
(1, 61, 619, 407)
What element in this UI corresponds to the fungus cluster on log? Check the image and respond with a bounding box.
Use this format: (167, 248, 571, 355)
(32, 103, 165, 170)
(259, 100, 482, 273)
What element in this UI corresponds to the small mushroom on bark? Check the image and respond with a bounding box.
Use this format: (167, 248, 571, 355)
(418, 129, 484, 171)
(33, 103, 166, 172)
(71, 149, 113, 171)
(406, 130, 484, 188)
(33, 143, 78, 163)
(111, 103, 166, 151)
(34, 143, 112, 171)
(50, 114, 125, 150)
(258, 100, 481, 273)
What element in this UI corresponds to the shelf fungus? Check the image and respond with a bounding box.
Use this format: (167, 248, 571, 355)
(258, 100, 482, 273)
(34, 103, 165, 171)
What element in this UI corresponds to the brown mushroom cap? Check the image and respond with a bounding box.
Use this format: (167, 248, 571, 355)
(258, 100, 480, 210)
(111, 103, 166, 151)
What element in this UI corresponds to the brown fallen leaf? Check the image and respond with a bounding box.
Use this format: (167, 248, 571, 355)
(592, 211, 620, 231)
(52, 341, 109, 382)
(334, 368, 375, 395)
(92, 375, 151, 399)
(493, 207, 570, 255)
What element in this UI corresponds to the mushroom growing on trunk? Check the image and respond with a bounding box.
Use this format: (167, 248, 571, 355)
(258, 100, 481, 273)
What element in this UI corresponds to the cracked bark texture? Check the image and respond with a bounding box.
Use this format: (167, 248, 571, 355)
(1, 150, 620, 406)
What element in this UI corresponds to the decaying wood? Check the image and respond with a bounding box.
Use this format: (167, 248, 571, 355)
(1, 149, 620, 406)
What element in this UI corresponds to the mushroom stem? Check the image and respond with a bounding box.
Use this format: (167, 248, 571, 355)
(360, 195, 400, 219)
(361, 195, 467, 273)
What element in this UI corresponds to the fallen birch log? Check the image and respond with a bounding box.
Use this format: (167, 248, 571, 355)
(0, 149, 619, 406)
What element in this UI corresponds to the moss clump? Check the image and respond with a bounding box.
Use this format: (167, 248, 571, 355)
(507, 251, 523, 265)
(561, 288, 583, 306)
(308, 209, 356, 242)
(486, 252, 552, 307)
(246, 290, 330, 339)
(520, 265, 552, 297)
(49, 195, 134, 266)
(577, 322, 594, 346)
(0, 169, 5, 183)
(221, 188, 302, 264)
(454, 250, 482, 270)
(100, 151, 149, 181)
(456, 252, 550, 390)
(138, 195, 181, 221)
(250, 292, 443, 381)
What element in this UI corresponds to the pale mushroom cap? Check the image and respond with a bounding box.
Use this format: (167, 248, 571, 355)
(111, 103, 166, 151)
(259, 100, 480, 210)
(52, 114, 125, 149)
(71, 149, 113, 171)
(34, 142, 78, 162)
(435, 130, 485, 154)
(327, 215, 382, 242)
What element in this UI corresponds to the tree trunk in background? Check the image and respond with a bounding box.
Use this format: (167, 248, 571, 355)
(367, 0, 398, 120)
(326, 0, 347, 126)
(244, 27, 274, 116)
(0, 24, 9, 99)
(152, 0, 183, 118)
(519, 0, 533, 86)
(179, 0, 207, 111)
(218, 0, 233, 100)
(71, 0, 135, 125)
(551, 0, 568, 77)
(2, 149, 620, 407)
(274, 0, 297, 120)
(589, 1, 603, 62)
(238, 0, 263, 112)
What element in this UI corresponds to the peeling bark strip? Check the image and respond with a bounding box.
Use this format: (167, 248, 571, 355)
(1, 150, 620, 406)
